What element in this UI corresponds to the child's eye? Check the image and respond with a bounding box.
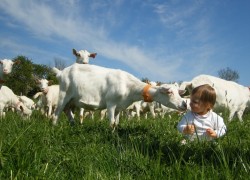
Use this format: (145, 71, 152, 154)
(191, 99, 200, 104)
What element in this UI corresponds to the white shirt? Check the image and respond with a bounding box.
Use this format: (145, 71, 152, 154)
(177, 110, 227, 141)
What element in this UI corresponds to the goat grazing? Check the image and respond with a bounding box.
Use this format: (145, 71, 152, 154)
(52, 64, 187, 129)
(0, 85, 32, 118)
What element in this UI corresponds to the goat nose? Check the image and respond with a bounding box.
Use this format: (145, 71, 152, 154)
(3, 69, 8, 74)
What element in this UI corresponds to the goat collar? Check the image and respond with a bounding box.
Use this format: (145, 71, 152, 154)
(142, 84, 153, 102)
(0, 79, 5, 84)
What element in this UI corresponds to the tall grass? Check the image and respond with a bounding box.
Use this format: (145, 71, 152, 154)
(0, 110, 249, 179)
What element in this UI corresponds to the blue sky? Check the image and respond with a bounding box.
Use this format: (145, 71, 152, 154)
(0, 0, 249, 86)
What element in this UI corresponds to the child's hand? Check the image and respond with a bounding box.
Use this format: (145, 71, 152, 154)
(206, 128, 217, 138)
(183, 124, 195, 135)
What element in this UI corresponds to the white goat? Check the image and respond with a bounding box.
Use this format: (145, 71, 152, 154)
(34, 80, 87, 122)
(33, 92, 46, 115)
(73, 48, 97, 122)
(179, 74, 250, 121)
(0, 85, 32, 118)
(0, 59, 19, 82)
(36, 79, 60, 118)
(72, 48, 97, 64)
(18, 95, 36, 110)
(54, 48, 97, 123)
(126, 100, 156, 120)
(52, 64, 187, 128)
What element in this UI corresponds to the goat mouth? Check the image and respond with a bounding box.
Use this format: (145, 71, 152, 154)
(42, 89, 48, 94)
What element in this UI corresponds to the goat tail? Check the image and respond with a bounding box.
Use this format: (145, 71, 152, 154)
(52, 67, 62, 78)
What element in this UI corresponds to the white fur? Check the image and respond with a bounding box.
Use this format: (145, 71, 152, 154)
(52, 63, 187, 128)
(0, 59, 17, 79)
(36, 79, 60, 118)
(18, 95, 36, 110)
(179, 74, 250, 121)
(0, 85, 32, 118)
(72, 48, 97, 64)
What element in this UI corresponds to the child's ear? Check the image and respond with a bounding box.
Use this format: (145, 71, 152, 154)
(207, 103, 213, 111)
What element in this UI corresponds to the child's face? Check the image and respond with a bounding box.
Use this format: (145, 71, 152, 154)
(190, 95, 211, 115)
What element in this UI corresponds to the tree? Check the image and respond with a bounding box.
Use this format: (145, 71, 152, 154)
(5, 56, 58, 97)
(54, 57, 66, 70)
(5, 56, 34, 96)
(218, 67, 239, 82)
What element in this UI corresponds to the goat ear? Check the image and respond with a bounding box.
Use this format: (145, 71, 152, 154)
(0, 60, 2, 64)
(20, 105, 24, 112)
(159, 86, 172, 94)
(89, 53, 97, 58)
(17, 103, 24, 112)
(72, 48, 79, 56)
(179, 90, 186, 95)
(35, 79, 41, 84)
(48, 80, 53, 85)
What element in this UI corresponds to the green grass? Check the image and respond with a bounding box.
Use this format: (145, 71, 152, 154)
(0, 110, 249, 179)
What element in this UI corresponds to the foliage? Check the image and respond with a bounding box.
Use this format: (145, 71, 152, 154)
(4, 56, 58, 97)
(218, 67, 239, 82)
(5, 56, 34, 96)
(0, 111, 249, 179)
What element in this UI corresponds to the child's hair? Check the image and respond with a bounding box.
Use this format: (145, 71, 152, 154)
(191, 84, 216, 108)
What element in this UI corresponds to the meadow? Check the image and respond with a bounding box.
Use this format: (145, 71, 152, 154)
(0, 110, 249, 179)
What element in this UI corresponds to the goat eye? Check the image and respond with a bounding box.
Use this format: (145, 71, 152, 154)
(168, 91, 173, 95)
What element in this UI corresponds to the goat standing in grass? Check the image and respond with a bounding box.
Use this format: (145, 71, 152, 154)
(52, 63, 187, 129)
